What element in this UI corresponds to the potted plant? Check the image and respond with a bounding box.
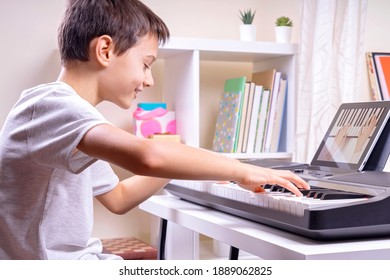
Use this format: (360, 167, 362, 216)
(239, 9, 256, 41)
(275, 16, 293, 43)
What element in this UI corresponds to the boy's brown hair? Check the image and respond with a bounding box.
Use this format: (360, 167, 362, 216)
(58, 0, 170, 65)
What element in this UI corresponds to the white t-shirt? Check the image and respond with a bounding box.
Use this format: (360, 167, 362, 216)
(0, 82, 120, 259)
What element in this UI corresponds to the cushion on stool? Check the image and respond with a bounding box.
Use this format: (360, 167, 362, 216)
(101, 237, 157, 260)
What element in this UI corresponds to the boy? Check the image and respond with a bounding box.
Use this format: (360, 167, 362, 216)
(0, 0, 309, 259)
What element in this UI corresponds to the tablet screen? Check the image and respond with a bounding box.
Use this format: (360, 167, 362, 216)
(311, 101, 390, 171)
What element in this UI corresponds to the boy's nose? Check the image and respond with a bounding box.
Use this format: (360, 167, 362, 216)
(144, 73, 154, 87)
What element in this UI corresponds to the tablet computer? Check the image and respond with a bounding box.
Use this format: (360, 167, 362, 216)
(310, 101, 390, 171)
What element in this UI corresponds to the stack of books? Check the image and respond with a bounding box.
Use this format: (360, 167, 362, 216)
(212, 69, 288, 154)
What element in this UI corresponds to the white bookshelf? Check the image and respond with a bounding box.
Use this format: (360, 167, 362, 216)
(158, 37, 298, 159)
(152, 38, 298, 258)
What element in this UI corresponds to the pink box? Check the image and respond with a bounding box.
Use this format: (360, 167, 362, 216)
(133, 107, 176, 138)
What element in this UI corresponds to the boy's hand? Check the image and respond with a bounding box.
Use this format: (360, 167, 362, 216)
(236, 165, 310, 197)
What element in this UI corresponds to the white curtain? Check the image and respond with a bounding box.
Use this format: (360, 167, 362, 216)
(295, 0, 368, 163)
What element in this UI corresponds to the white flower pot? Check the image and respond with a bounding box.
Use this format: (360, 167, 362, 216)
(239, 24, 256, 41)
(275, 26, 292, 43)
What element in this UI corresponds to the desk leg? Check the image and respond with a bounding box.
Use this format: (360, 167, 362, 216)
(157, 218, 199, 259)
(158, 218, 168, 260)
(229, 246, 239, 260)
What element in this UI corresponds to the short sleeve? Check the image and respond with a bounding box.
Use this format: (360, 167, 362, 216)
(26, 84, 110, 173)
(90, 160, 119, 196)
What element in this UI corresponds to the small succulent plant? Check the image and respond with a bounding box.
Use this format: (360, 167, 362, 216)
(275, 16, 293, 27)
(239, 9, 256, 25)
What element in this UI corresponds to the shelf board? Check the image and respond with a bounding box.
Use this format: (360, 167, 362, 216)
(158, 37, 298, 62)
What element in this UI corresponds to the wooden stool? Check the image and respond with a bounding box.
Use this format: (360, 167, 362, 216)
(101, 237, 157, 260)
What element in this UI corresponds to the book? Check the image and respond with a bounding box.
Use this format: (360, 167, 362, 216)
(252, 69, 276, 92)
(372, 52, 390, 100)
(253, 89, 271, 153)
(263, 71, 282, 152)
(269, 77, 288, 152)
(246, 85, 263, 153)
(241, 82, 256, 153)
(251, 69, 277, 153)
(212, 76, 246, 153)
(236, 82, 252, 153)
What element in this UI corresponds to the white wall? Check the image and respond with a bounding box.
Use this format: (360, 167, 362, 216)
(362, 0, 390, 100)
(0, 1, 65, 125)
(0, 0, 389, 243)
(142, 0, 301, 42)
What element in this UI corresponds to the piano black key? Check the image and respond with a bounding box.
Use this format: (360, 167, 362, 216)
(270, 185, 284, 192)
(303, 186, 324, 197)
(299, 189, 311, 196)
(320, 192, 370, 200)
(307, 191, 318, 198)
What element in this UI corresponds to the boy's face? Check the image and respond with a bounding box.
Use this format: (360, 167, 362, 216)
(99, 33, 158, 109)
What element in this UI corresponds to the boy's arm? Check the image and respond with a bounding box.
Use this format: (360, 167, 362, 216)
(78, 124, 309, 201)
(95, 176, 170, 214)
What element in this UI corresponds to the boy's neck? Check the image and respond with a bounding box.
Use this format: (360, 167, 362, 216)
(57, 64, 101, 107)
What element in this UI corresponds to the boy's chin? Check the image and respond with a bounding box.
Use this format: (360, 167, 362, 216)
(114, 100, 133, 110)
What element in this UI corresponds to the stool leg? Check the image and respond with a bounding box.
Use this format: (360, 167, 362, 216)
(158, 218, 168, 260)
(229, 246, 239, 260)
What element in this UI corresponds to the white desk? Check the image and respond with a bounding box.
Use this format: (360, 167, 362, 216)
(139, 195, 390, 260)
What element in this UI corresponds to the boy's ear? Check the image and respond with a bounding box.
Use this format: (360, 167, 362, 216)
(95, 35, 114, 66)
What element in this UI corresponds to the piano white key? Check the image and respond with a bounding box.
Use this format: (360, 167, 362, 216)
(209, 182, 228, 199)
(262, 194, 269, 208)
(249, 192, 259, 206)
(175, 181, 369, 217)
(236, 189, 245, 202)
(294, 197, 368, 216)
(269, 193, 295, 211)
(284, 196, 303, 215)
(171, 180, 211, 192)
